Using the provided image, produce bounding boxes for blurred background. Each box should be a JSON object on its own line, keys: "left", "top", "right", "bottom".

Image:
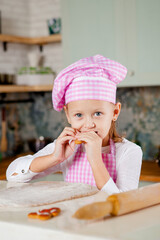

{"left": 0, "top": 0, "right": 160, "bottom": 162}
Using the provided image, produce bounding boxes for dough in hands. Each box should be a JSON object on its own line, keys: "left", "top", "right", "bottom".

{"left": 74, "top": 139, "right": 86, "bottom": 144}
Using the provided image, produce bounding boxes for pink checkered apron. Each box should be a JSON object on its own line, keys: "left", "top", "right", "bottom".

{"left": 65, "top": 139, "right": 117, "bottom": 186}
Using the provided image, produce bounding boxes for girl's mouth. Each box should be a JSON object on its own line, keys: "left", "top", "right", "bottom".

{"left": 77, "top": 130, "right": 98, "bottom": 135}
{"left": 80, "top": 130, "right": 98, "bottom": 134}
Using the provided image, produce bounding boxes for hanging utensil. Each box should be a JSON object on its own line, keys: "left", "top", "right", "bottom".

{"left": 0, "top": 107, "right": 7, "bottom": 152}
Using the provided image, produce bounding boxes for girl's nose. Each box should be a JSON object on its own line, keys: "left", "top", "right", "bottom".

{"left": 84, "top": 119, "right": 95, "bottom": 129}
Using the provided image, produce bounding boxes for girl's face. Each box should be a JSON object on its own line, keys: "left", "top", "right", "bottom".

{"left": 64, "top": 100, "right": 121, "bottom": 146}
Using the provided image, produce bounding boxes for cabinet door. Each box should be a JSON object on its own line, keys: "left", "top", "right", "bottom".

{"left": 61, "top": 0, "right": 160, "bottom": 86}
{"left": 61, "top": 0, "right": 116, "bottom": 67}
{"left": 116, "top": 0, "right": 160, "bottom": 87}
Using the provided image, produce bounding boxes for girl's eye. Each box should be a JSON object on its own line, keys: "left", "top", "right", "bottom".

{"left": 75, "top": 113, "right": 82, "bottom": 118}
{"left": 95, "top": 112, "right": 102, "bottom": 116}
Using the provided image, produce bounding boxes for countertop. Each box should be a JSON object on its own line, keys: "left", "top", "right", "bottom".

{"left": 0, "top": 180, "right": 160, "bottom": 240}
{"left": 0, "top": 154, "right": 160, "bottom": 182}
{"left": 140, "top": 161, "right": 160, "bottom": 182}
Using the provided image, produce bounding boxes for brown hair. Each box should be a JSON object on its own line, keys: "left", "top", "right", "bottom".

{"left": 108, "top": 121, "right": 123, "bottom": 143}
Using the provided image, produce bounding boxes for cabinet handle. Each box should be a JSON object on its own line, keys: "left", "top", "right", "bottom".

{"left": 128, "top": 70, "right": 135, "bottom": 76}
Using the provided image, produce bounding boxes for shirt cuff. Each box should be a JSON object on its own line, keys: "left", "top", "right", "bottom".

{"left": 101, "top": 177, "right": 120, "bottom": 195}
{"left": 7, "top": 155, "right": 39, "bottom": 182}
{"left": 15, "top": 155, "right": 36, "bottom": 174}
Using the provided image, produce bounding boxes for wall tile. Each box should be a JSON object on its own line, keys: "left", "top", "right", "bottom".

{"left": 117, "top": 86, "right": 160, "bottom": 160}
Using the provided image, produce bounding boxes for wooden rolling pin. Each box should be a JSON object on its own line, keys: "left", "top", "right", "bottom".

{"left": 73, "top": 183, "right": 160, "bottom": 220}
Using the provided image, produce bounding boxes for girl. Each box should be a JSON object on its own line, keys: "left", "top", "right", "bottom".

{"left": 6, "top": 55, "right": 142, "bottom": 195}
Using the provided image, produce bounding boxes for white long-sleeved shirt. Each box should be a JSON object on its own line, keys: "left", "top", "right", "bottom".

{"left": 6, "top": 138, "right": 143, "bottom": 195}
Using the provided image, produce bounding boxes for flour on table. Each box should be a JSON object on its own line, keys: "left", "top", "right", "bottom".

{"left": 0, "top": 181, "right": 98, "bottom": 207}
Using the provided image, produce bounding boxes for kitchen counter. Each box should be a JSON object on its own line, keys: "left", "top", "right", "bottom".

{"left": 140, "top": 161, "right": 160, "bottom": 182}
{"left": 0, "top": 180, "right": 160, "bottom": 240}
{"left": 0, "top": 155, "right": 160, "bottom": 182}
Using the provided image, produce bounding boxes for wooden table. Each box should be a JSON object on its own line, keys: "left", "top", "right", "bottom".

{"left": 0, "top": 155, "right": 160, "bottom": 182}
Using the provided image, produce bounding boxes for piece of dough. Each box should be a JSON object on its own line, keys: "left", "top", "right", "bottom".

{"left": 0, "top": 181, "right": 98, "bottom": 207}
{"left": 28, "top": 211, "right": 52, "bottom": 220}
{"left": 28, "top": 207, "right": 61, "bottom": 220}
{"left": 75, "top": 140, "right": 86, "bottom": 144}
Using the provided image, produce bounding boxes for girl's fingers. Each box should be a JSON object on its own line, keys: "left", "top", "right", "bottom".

{"left": 68, "top": 140, "right": 76, "bottom": 152}
{"left": 74, "top": 129, "right": 81, "bottom": 134}
{"left": 59, "top": 128, "right": 76, "bottom": 138}
{"left": 64, "top": 127, "right": 75, "bottom": 132}
{"left": 59, "top": 135, "right": 76, "bottom": 144}
{"left": 75, "top": 131, "right": 97, "bottom": 143}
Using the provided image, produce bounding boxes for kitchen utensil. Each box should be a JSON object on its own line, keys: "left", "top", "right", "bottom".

{"left": 0, "top": 107, "right": 7, "bottom": 152}
{"left": 73, "top": 183, "right": 160, "bottom": 220}
{"left": 27, "top": 136, "right": 53, "bottom": 153}
{"left": 0, "top": 73, "right": 14, "bottom": 85}
{"left": 27, "top": 52, "right": 41, "bottom": 67}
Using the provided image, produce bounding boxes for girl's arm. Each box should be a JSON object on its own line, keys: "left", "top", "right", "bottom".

{"left": 29, "top": 152, "right": 60, "bottom": 173}
{"left": 101, "top": 141, "right": 143, "bottom": 194}
{"left": 6, "top": 127, "right": 77, "bottom": 182}
{"left": 91, "top": 160, "right": 120, "bottom": 194}
{"left": 89, "top": 159, "right": 111, "bottom": 190}
{"left": 89, "top": 139, "right": 143, "bottom": 194}
{"left": 6, "top": 141, "right": 61, "bottom": 182}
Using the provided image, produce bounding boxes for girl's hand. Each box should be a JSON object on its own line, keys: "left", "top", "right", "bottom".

{"left": 53, "top": 127, "right": 77, "bottom": 163}
{"left": 75, "top": 131, "right": 103, "bottom": 164}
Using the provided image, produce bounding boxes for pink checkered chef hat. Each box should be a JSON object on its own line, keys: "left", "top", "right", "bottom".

{"left": 52, "top": 55, "right": 127, "bottom": 111}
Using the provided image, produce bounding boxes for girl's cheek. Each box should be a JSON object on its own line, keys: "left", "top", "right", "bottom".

{"left": 70, "top": 123, "right": 81, "bottom": 130}
{"left": 71, "top": 120, "right": 82, "bottom": 127}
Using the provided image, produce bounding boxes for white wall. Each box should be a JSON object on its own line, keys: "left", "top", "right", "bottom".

{"left": 0, "top": 0, "right": 30, "bottom": 36}
{"left": 29, "top": 0, "right": 61, "bottom": 37}
{"left": 0, "top": 0, "right": 62, "bottom": 75}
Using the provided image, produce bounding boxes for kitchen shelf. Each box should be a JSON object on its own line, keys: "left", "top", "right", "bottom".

{"left": 0, "top": 85, "right": 53, "bottom": 93}
{"left": 0, "top": 34, "right": 61, "bottom": 51}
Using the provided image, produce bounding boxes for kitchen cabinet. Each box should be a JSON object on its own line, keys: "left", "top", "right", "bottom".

{"left": 117, "top": 0, "right": 160, "bottom": 87}
{"left": 61, "top": 0, "right": 160, "bottom": 86}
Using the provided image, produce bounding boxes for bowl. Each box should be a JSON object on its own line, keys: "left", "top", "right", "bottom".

{"left": 27, "top": 136, "right": 53, "bottom": 153}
